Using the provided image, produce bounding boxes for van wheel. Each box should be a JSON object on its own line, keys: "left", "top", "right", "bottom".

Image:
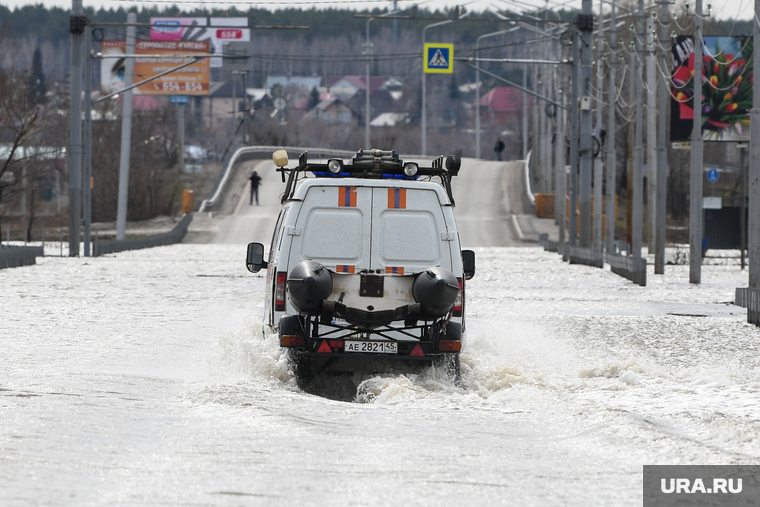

{"left": 434, "top": 353, "right": 462, "bottom": 387}
{"left": 288, "top": 349, "right": 313, "bottom": 390}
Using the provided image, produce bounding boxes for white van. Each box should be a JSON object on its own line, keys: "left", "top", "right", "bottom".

{"left": 246, "top": 149, "right": 475, "bottom": 388}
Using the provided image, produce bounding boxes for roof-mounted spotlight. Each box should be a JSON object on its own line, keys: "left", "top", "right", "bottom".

{"left": 445, "top": 155, "right": 461, "bottom": 177}
{"left": 327, "top": 159, "right": 343, "bottom": 174}
{"left": 403, "top": 162, "right": 418, "bottom": 177}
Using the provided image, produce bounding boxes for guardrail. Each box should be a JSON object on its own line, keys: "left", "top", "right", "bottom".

{"left": 198, "top": 145, "right": 358, "bottom": 212}
{"left": 735, "top": 287, "right": 760, "bottom": 325}
{"left": 93, "top": 213, "right": 192, "bottom": 257}
{"left": 604, "top": 251, "right": 647, "bottom": 286}
{"left": 0, "top": 244, "right": 44, "bottom": 269}
{"left": 567, "top": 245, "right": 604, "bottom": 268}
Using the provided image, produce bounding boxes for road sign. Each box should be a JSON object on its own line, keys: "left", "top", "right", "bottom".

{"left": 424, "top": 43, "right": 454, "bottom": 74}
{"left": 222, "top": 41, "right": 254, "bottom": 73}
{"left": 170, "top": 95, "right": 189, "bottom": 104}
{"left": 707, "top": 168, "right": 719, "bottom": 183}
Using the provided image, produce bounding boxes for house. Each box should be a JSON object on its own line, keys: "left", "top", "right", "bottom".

{"left": 347, "top": 89, "right": 396, "bottom": 125}
{"left": 479, "top": 87, "right": 529, "bottom": 124}
{"left": 370, "top": 112, "right": 410, "bottom": 127}
{"left": 303, "top": 96, "right": 360, "bottom": 126}
{"left": 328, "top": 76, "right": 384, "bottom": 101}
{"left": 265, "top": 76, "right": 322, "bottom": 94}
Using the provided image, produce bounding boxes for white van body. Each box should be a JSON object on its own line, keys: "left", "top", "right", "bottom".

{"left": 246, "top": 150, "right": 473, "bottom": 387}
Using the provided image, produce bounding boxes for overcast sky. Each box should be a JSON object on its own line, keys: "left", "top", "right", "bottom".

{"left": 2, "top": 0, "right": 755, "bottom": 21}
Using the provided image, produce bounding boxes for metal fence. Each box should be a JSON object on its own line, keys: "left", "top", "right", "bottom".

{"left": 93, "top": 213, "right": 193, "bottom": 257}
{"left": 0, "top": 245, "right": 44, "bottom": 269}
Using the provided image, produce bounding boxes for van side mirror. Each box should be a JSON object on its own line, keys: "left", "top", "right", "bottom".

{"left": 462, "top": 250, "right": 475, "bottom": 280}
{"left": 246, "top": 242, "right": 268, "bottom": 273}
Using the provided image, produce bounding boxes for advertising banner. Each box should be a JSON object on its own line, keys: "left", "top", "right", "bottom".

{"left": 99, "top": 40, "right": 210, "bottom": 96}
{"left": 671, "top": 35, "right": 753, "bottom": 142}
{"left": 150, "top": 17, "right": 249, "bottom": 68}
{"left": 135, "top": 40, "right": 210, "bottom": 95}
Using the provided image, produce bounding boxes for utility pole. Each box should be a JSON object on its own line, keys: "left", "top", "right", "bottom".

{"left": 569, "top": 31, "right": 580, "bottom": 247}
{"left": 578, "top": 0, "right": 594, "bottom": 248}
{"left": 365, "top": 18, "right": 374, "bottom": 148}
{"left": 68, "top": 0, "right": 85, "bottom": 256}
{"left": 593, "top": 0, "right": 604, "bottom": 253}
{"left": 83, "top": 26, "right": 92, "bottom": 257}
{"left": 557, "top": 91, "right": 567, "bottom": 250}
{"left": 606, "top": 0, "right": 618, "bottom": 252}
{"left": 689, "top": 0, "right": 704, "bottom": 284}
{"left": 646, "top": 15, "right": 657, "bottom": 253}
{"left": 655, "top": 1, "right": 670, "bottom": 274}
{"left": 116, "top": 12, "right": 136, "bottom": 241}
{"left": 632, "top": 0, "right": 644, "bottom": 258}
{"left": 750, "top": 0, "right": 760, "bottom": 288}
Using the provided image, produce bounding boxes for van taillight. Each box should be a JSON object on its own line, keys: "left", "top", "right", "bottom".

{"left": 452, "top": 277, "right": 463, "bottom": 317}
{"left": 275, "top": 271, "right": 287, "bottom": 312}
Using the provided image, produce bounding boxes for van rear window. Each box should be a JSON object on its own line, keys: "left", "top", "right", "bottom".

{"left": 378, "top": 211, "right": 439, "bottom": 263}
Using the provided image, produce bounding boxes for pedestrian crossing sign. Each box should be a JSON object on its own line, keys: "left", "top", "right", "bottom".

{"left": 424, "top": 43, "right": 454, "bottom": 73}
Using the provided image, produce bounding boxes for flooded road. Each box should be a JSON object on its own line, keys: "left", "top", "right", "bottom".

{"left": 2, "top": 244, "right": 757, "bottom": 506}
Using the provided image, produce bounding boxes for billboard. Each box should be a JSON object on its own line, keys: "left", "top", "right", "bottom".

{"left": 671, "top": 35, "right": 753, "bottom": 142}
{"left": 100, "top": 40, "right": 210, "bottom": 96}
{"left": 150, "top": 17, "right": 249, "bottom": 68}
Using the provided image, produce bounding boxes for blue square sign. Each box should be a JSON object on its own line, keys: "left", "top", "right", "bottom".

{"left": 424, "top": 43, "right": 453, "bottom": 73}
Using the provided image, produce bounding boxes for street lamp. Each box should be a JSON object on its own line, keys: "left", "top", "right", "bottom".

{"left": 422, "top": 19, "right": 453, "bottom": 156}
{"left": 475, "top": 27, "right": 520, "bottom": 159}
{"left": 365, "top": 9, "right": 399, "bottom": 149}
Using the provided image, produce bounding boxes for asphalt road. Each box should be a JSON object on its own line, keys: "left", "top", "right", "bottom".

{"left": 209, "top": 156, "right": 531, "bottom": 248}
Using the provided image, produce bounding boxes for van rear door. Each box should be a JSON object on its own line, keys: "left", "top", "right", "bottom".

{"left": 371, "top": 187, "right": 452, "bottom": 274}
{"left": 288, "top": 185, "right": 372, "bottom": 273}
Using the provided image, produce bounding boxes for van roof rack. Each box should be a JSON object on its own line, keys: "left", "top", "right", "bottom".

{"left": 277, "top": 149, "right": 461, "bottom": 206}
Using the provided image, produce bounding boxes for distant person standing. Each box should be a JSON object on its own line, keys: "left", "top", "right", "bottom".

{"left": 249, "top": 170, "right": 262, "bottom": 205}
{"left": 494, "top": 138, "right": 505, "bottom": 161}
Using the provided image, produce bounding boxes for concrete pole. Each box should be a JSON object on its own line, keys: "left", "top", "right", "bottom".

{"left": 554, "top": 65, "right": 563, "bottom": 224}
{"left": 749, "top": 0, "right": 760, "bottom": 288}
{"left": 523, "top": 69, "right": 528, "bottom": 160}
{"left": 655, "top": 1, "right": 670, "bottom": 274}
{"left": 646, "top": 19, "right": 657, "bottom": 253}
{"left": 689, "top": 0, "right": 704, "bottom": 284}
{"left": 476, "top": 38, "right": 481, "bottom": 159}
{"left": 68, "top": 0, "right": 84, "bottom": 256}
{"left": 116, "top": 12, "right": 136, "bottom": 241}
{"left": 569, "top": 31, "right": 580, "bottom": 247}
{"left": 421, "top": 20, "right": 452, "bottom": 157}
{"left": 365, "top": 18, "right": 373, "bottom": 149}
{"left": 593, "top": 0, "right": 604, "bottom": 253}
{"left": 578, "top": 0, "right": 594, "bottom": 248}
{"left": 606, "top": 0, "right": 617, "bottom": 252}
{"left": 178, "top": 103, "right": 185, "bottom": 174}
{"left": 631, "top": 0, "right": 644, "bottom": 258}
{"left": 83, "top": 26, "right": 92, "bottom": 257}
{"left": 533, "top": 54, "right": 540, "bottom": 172}
{"left": 557, "top": 93, "right": 567, "bottom": 248}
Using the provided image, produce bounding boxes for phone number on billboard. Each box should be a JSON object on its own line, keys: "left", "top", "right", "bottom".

{"left": 159, "top": 81, "right": 204, "bottom": 92}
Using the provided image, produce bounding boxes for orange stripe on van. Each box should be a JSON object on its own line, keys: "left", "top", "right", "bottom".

{"left": 385, "top": 266, "right": 404, "bottom": 275}
{"left": 336, "top": 265, "right": 355, "bottom": 273}
{"left": 387, "top": 188, "right": 406, "bottom": 209}
{"left": 339, "top": 187, "right": 357, "bottom": 207}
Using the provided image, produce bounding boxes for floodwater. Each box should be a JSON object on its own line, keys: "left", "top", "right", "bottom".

{"left": 2, "top": 245, "right": 758, "bottom": 506}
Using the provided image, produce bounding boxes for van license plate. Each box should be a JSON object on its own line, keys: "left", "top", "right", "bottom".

{"left": 345, "top": 341, "right": 397, "bottom": 354}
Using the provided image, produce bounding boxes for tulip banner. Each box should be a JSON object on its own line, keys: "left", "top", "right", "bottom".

{"left": 671, "top": 35, "right": 753, "bottom": 142}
